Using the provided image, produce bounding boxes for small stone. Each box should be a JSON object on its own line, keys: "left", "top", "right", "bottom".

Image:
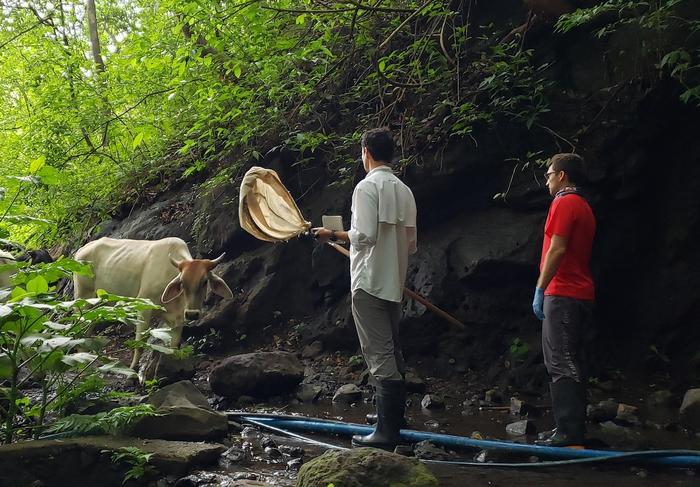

{"left": 405, "top": 371, "right": 426, "bottom": 393}
{"left": 261, "top": 436, "right": 277, "bottom": 449}
{"left": 485, "top": 389, "right": 502, "bottom": 404}
{"left": 264, "top": 446, "right": 282, "bottom": 459}
{"left": 287, "top": 457, "right": 303, "bottom": 471}
{"left": 505, "top": 419, "right": 536, "bottom": 436}
{"left": 413, "top": 440, "right": 454, "bottom": 461}
{"left": 296, "top": 383, "right": 323, "bottom": 403}
{"left": 423, "top": 419, "right": 441, "bottom": 429}
{"left": 615, "top": 403, "right": 641, "bottom": 426}
{"left": 278, "top": 445, "right": 304, "bottom": 457}
{"left": 332, "top": 384, "right": 362, "bottom": 403}
{"left": 394, "top": 444, "right": 414, "bottom": 456}
{"left": 471, "top": 431, "right": 484, "bottom": 440}
{"left": 587, "top": 399, "right": 619, "bottom": 422}
{"left": 421, "top": 394, "right": 445, "bottom": 410}
{"left": 680, "top": 389, "right": 700, "bottom": 431}
{"left": 301, "top": 340, "right": 324, "bottom": 359}
{"left": 448, "top": 358, "right": 456, "bottom": 365}
{"left": 510, "top": 397, "right": 536, "bottom": 416}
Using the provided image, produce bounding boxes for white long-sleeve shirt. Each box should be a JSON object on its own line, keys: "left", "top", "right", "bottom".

{"left": 348, "top": 166, "right": 417, "bottom": 302}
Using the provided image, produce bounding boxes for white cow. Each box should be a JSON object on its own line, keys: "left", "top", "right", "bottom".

{"left": 73, "top": 237, "right": 233, "bottom": 369}
{"left": 0, "top": 250, "right": 16, "bottom": 288}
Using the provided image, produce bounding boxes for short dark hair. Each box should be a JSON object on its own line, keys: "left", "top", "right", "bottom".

{"left": 361, "top": 127, "right": 394, "bottom": 163}
{"left": 548, "top": 153, "right": 587, "bottom": 185}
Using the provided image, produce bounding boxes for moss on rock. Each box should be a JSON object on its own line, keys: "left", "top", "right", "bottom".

{"left": 296, "top": 447, "right": 439, "bottom": 487}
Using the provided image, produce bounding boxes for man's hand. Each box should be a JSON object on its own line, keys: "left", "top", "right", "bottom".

{"left": 311, "top": 227, "right": 333, "bottom": 243}
{"left": 532, "top": 287, "right": 545, "bottom": 321}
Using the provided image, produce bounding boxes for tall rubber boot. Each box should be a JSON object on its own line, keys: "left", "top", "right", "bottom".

{"left": 352, "top": 380, "right": 405, "bottom": 450}
{"left": 535, "top": 378, "right": 586, "bottom": 447}
{"left": 365, "top": 413, "right": 409, "bottom": 428}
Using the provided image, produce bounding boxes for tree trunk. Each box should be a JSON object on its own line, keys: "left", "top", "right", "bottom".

{"left": 86, "top": 0, "right": 105, "bottom": 72}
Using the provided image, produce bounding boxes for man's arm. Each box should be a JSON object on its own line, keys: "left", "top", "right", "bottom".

{"left": 537, "top": 234, "right": 568, "bottom": 290}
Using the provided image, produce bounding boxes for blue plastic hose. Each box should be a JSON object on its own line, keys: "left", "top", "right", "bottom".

{"left": 236, "top": 414, "right": 700, "bottom": 468}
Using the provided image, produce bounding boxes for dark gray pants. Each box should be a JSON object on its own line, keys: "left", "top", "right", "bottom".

{"left": 542, "top": 296, "right": 593, "bottom": 384}
{"left": 351, "top": 289, "right": 405, "bottom": 381}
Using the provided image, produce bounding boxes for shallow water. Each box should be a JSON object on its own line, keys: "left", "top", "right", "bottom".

{"left": 219, "top": 400, "right": 700, "bottom": 487}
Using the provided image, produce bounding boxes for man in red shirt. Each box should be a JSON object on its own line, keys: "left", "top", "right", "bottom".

{"left": 533, "top": 153, "right": 595, "bottom": 447}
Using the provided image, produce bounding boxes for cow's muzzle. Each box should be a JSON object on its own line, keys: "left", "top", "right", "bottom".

{"left": 184, "top": 309, "right": 201, "bottom": 321}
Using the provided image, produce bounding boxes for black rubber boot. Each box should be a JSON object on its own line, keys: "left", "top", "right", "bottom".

{"left": 352, "top": 380, "right": 405, "bottom": 450}
{"left": 365, "top": 413, "right": 408, "bottom": 428}
{"left": 535, "top": 379, "right": 586, "bottom": 447}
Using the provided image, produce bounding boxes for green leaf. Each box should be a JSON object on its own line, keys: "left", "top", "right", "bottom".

{"left": 233, "top": 64, "right": 242, "bottom": 78}
{"left": 29, "top": 155, "right": 46, "bottom": 174}
{"left": 61, "top": 352, "right": 98, "bottom": 366}
{"left": 0, "top": 354, "right": 13, "bottom": 379}
{"left": 98, "top": 362, "right": 137, "bottom": 378}
{"left": 132, "top": 132, "right": 145, "bottom": 149}
{"left": 148, "top": 328, "right": 172, "bottom": 344}
{"left": 0, "top": 304, "right": 12, "bottom": 317}
{"left": 295, "top": 14, "right": 306, "bottom": 25}
{"left": 26, "top": 276, "right": 49, "bottom": 294}
{"left": 378, "top": 60, "right": 386, "bottom": 72}
{"left": 36, "top": 166, "right": 61, "bottom": 185}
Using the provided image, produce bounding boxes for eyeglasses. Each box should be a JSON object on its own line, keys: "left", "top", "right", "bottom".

{"left": 543, "top": 170, "right": 560, "bottom": 180}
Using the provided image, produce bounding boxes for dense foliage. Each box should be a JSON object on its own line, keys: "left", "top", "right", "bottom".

{"left": 0, "top": 0, "right": 697, "bottom": 248}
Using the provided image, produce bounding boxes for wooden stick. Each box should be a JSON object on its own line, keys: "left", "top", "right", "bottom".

{"left": 326, "top": 242, "right": 465, "bottom": 330}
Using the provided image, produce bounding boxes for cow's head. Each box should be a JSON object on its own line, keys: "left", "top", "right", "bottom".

{"left": 161, "top": 252, "right": 233, "bottom": 322}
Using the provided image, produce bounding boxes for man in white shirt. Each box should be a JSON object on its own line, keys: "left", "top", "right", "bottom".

{"left": 313, "top": 127, "right": 417, "bottom": 450}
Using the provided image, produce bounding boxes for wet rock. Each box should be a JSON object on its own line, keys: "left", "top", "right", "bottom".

{"left": 237, "top": 395, "right": 255, "bottom": 407}
{"left": 301, "top": 340, "right": 324, "bottom": 359}
{"left": 592, "top": 380, "right": 618, "bottom": 393}
{"left": 0, "top": 437, "right": 224, "bottom": 486}
{"left": 421, "top": 394, "right": 445, "bottom": 410}
{"left": 505, "top": 419, "right": 536, "bottom": 436}
{"left": 413, "top": 440, "right": 454, "bottom": 461}
{"left": 174, "top": 471, "right": 271, "bottom": 486}
{"left": 587, "top": 399, "right": 619, "bottom": 422}
{"left": 154, "top": 353, "right": 198, "bottom": 385}
{"left": 509, "top": 397, "right": 536, "bottom": 416}
{"left": 484, "top": 389, "right": 503, "bottom": 404}
{"left": 279, "top": 445, "right": 304, "bottom": 457}
{"left": 394, "top": 444, "right": 415, "bottom": 456}
{"left": 287, "top": 457, "right": 303, "bottom": 471}
{"left": 615, "top": 403, "right": 641, "bottom": 426}
{"left": 680, "top": 389, "right": 700, "bottom": 431}
{"left": 423, "top": 419, "right": 441, "bottom": 430}
{"left": 264, "top": 446, "right": 283, "bottom": 459}
{"left": 219, "top": 445, "right": 251, "bottom": 466}
{"left": 644, "top": 390, "right": 678, "bottom": 429}
{"left": 296, "top": 383, "right": 323, "bottom": 403}
{"left": 209, "top": 351, "right": 304, "bottom": 399}
{"left": 241, "top": 426, "right": 261, "bottom": 439}
{"left": 475, "top": 449, "right": 516, "bottom": 463}
{"left": 332, "top": 384, "right": 362, "bottom": 403}
{"left": 297, "top": 447, "right": 439, "bottom": 487}
{"left": 598, "top": 421, "right": 649, "bottom": 450}
{"left": 405, "top": 371, "right": 426, "bottom": 393}
{"left": 260, "top": 436, "right": 277, "bottom": 449}
{"left": 130, "top": 380, "right": 228, "bottom": 441}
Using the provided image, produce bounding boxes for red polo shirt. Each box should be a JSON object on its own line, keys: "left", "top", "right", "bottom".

{"left": 540, "top": 193, "right": 596, "bottom": 300}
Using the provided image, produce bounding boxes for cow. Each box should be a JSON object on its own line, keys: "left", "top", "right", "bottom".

{"left": 73, "top": 237, "right": 233, "bottom": 371}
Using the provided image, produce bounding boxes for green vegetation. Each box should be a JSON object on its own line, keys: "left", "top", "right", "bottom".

{"left": 0, "top": 1, "right": 696, "bottom": 248}
{"left": 0, "top": 259, "right": 169, "bottom": 443}
{"left": 108, "top": 446, "right": 158, "bottom": 484}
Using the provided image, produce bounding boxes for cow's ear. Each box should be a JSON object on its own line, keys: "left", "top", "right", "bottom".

{"left": 208, "top": 273, "right": 233, "bottom": 299}
{"left": 162, "top": 276, "right": 184, "bottom": 303}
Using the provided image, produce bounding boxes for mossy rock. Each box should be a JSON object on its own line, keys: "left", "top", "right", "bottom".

{"left": 296, "top": 447, "right": 439, "bottom": 487}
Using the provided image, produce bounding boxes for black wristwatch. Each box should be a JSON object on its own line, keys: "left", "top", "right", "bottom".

{"left": 330, "top": 230, "right": 338, "bottom": 242}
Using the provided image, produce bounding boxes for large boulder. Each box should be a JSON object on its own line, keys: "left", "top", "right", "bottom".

{"left": 679, "top": 388, "right": 700, "bottom": 431}
{"left": 130, "top": 380, "right": 228, "bottom": 441}
{"left": 296, "top": 447, "right": 439, "bottom": 487}
{"left": 209, "top": 351, "right": 304, "bottom": 399}
{"left": 0, "top": 436, "right": 224, "bottom": 486}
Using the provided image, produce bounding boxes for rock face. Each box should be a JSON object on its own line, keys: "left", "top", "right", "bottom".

{"left": 209, "top": 351, "right": 304, "bottom": 399}
{"left": 680, "top": 389, "right": 700, "bottom": 431}
{"left": 0, "top": 436, "right": 224, "bottom": 486}
{"left": 296, "top": 447, "right": 439, "bottom": 487}
{"left": 130, "top": 380, "right": 228, "bottom": 441}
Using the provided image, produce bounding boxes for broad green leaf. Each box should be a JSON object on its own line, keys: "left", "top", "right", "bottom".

{"left": 62, "top": 352, "right": 98, "bottom": 366}
{"left": 148, "top": 328, "right": 172, "bottom": 344}
{"left": 378, "top": 60, "right": 386, "bottom": 72}
{"left": 132, "top": 131, "right": 145, "bottom": 149}
{"left": 233, "top": 64, "right": 242, "bottom": 78}
{"left": 98, "top": 362, "right": 137, "bottom": 378}
{"left": 0, "top": 354, "right": 13, "bottom": 379}
{"left": 26, "top": 276, "right": 49, "bottom": 294}
{"left": 36, "top": 166, "right": 61, "bottom": 185}
{"left": 29, "top": 155, "right": 46, "bottom": 174}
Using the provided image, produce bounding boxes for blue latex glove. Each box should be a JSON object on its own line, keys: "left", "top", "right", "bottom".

{"left": 532, "top": 287, "right": 545, "bottom": 320}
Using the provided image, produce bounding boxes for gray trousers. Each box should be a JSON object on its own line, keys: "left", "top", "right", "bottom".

{"left": 542, "top": 295, "right": 593, "bottom": 383}
{"left": 351, "top": 289, "right": 406, "bottom": 382}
